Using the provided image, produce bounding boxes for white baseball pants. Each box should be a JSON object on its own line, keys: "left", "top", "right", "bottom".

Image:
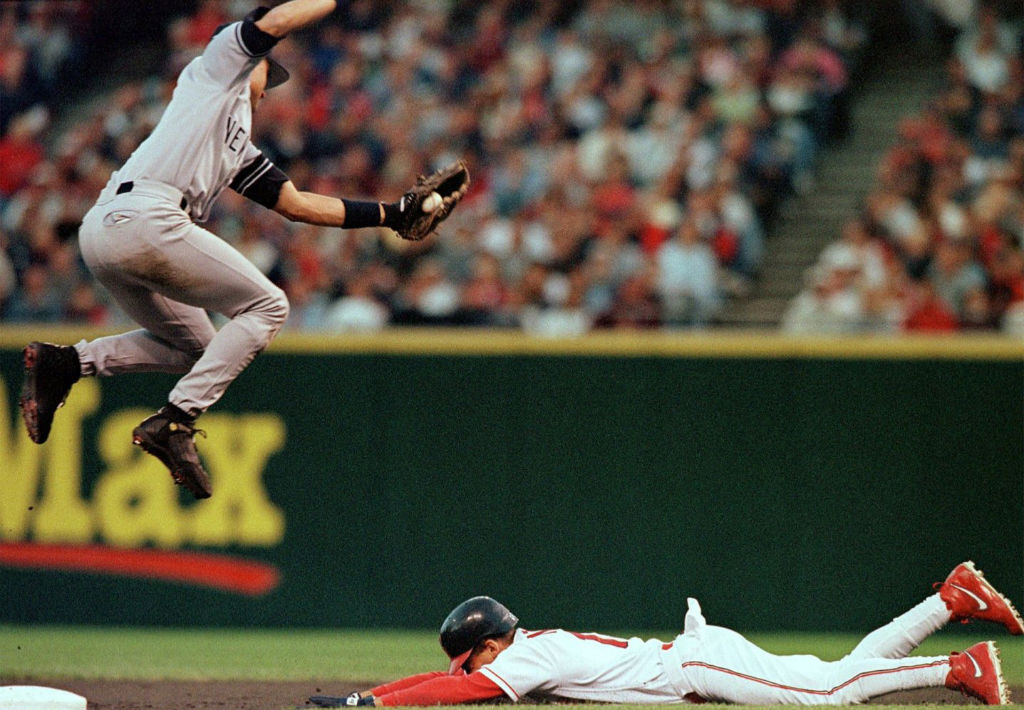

{"left": 666, "top": 596, "right": 952, "bottom": 704}
{"left": 76, "top": 181, "right": 288, "bottom": 416}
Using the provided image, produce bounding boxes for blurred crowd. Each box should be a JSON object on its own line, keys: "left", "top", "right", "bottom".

{"left": 0, "top": 0, "right": 867, "bottom": 333}
{"left": 783, "top": 2, "right": 1024, "bottom": 334}
{"left": 0, "top": 1, "right": 91, "bottom": 321}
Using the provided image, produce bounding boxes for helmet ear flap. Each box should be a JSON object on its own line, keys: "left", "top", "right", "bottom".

{"left": 447, "top": 648, "right": 474, "bottom": 675}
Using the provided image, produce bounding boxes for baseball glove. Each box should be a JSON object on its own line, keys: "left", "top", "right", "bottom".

{"left": 393, "top": 161, "right": 470, "bottom": 241}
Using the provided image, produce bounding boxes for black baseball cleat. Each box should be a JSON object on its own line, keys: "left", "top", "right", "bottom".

{"left": 20, "top": 341, "right": 81, "bottom": 444}
{"left": 132, "top": 408, "right": 212, "bottom": 499}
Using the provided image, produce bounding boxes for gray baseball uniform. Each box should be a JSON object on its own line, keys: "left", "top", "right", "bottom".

{"left": 75, "top": 19, "right": 289, "bottom": 416}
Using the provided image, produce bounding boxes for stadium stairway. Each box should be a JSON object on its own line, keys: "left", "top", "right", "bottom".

{"left": 717, "top": 48, "right": 946, "bottom": 329}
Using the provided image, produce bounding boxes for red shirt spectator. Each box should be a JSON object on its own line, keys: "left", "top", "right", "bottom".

{"left": 903, "top": 279, "right": 959, "bottom": 332}
{"left": 186, "top": 0, "right": 228, "bottom": 47}
{"left": 0, "top": 119, "right": 44, "bottom": 196}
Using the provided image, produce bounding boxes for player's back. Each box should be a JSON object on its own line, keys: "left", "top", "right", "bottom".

{"left": 106, "top": 22, "right": 262, "bottom": 222}
{"left": 479, "top": 628, "right": 682, "bottom": 704}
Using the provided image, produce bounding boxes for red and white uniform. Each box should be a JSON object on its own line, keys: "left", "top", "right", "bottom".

{"left": 371, "top": 596, "right": 955, "bottom": 706}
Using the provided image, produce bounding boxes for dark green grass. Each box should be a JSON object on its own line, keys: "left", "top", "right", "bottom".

{"left": 1, "top": 626, "right": 1021, "bottom": 685}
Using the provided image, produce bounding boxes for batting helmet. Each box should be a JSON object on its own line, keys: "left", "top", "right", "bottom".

{"left": 439, "top": 596, "right": 519, "bottom": 674}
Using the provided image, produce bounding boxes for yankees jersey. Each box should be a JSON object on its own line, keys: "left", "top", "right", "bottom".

{"left": 105, "top": 20, "right": 279, "bottom": 222}
{"left": 478, "top": 628, "right": 681, "bottom": 703}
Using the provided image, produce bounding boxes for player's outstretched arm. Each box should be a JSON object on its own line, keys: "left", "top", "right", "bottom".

{"left": 256, "top": 0, "right": 336, "bottom": 38}
{"left": 273, "top": 180, "right": 383, "bottom": 228}
{"left": 310, "top": 673, "right": 504, "bottom": 707}
{"left": 271, "top": 160, "right": 469, "bottom": 240}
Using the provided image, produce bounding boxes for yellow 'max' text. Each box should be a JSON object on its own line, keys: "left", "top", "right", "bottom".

{"left": 0, "top": 377, "right": 285, "bottom": 548}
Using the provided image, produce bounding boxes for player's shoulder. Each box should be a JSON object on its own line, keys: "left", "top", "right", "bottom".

{"left": 518, "top": 628, "right": 559, "bottom": 638}
{"left": 514, "top": 628, "right": 572, "bottom": 645}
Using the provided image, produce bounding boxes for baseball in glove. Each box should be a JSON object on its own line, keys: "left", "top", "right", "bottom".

{"left": 392, "top": 161, "right": 470, "bottom": 241}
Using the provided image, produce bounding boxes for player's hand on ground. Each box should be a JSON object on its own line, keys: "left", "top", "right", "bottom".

{"left": 309, "top": 691, "right": 375, "bottom": 707}
{"left": 393, "top": 160, "right": 470, "bottom": 241}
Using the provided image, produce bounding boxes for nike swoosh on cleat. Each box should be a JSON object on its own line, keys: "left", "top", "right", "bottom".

{"left": 951, "top": 583, "right": 989, "bottom": 612}
{"left": 966, "top": 652, "right": 984, "bottom": 679}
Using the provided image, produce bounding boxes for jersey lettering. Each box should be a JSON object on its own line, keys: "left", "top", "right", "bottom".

{"left": 226, "top": 116, "right": 248, "bottom": 153}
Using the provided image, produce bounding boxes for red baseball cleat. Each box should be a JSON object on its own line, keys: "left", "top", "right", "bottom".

{"left": 939, "top": 561, "right": 1024, "bottom": 635}
{"left": 946, "top": 641, "right": 1010, "bottom": 705}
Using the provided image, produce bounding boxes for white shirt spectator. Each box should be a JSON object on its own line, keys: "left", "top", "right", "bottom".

{"left": 782, "top": 270, "right": 865, "bottom": 334}
{"left": 551, "top": 31, "right": 593, "bottom": 97}
{"left": 323, "top": 295, "right": 388, "bottom": 332}
{"left": 657, "top": 224, "right": 721, "bottom": 324}
{"left": 819, "top": 241, "right": 886, "bottom": 291}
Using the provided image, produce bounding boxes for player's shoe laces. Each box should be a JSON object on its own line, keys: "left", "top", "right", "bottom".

{"left": 19, "top": 341, "right": 81, "bottom": 444}
{"left": 938, "top": 561, "right": 1024, "bottom": 634}
{"left": 132, "top": 408, "right": 212, "bottom": 499}
{"left": 945, "top": 641, "right": 1010, "bottom": 705}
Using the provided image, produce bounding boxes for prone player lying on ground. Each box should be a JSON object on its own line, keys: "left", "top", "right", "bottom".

{"left": 311, "top": 561, "right": 1023, "bottom": 707}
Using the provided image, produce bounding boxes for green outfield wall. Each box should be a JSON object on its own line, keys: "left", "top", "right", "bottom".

{"left": 0, "top": 329, "right": 1021, "bottom": 633}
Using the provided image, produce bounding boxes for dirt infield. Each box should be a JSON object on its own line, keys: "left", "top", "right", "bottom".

{"left": 13, "top": 678, "right": 1015, "bottom": 708}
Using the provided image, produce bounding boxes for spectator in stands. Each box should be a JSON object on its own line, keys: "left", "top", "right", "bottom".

{"left": 323, "top": 272, "right": 389, "bottom": 332}
{"left": 781, "top": 255, "right": 865, "bottom": 334}
{"left": 3, "top": 0, "right": 871, "bottom": 332}
{"left": 656, "top": 218, "right": 721, "bottom": 327}
{"left": 6, "top": 263, "right": 61, "bottom": 323}
{"left": 0, "top": 107, "right": 46, "bottom": 198}
{"left": 793, "top": 2, "right": 1024, "bottom": 334}
{"left": 903, "top": 276, "right": 959, "bottom": 332}
{"left": 594, "top": 271, "right": 662, "bottom": 329}
{"left": 929, "top": 239, "right": 988, "bottom": 320}
{"left": 955, "top": 4, "right": 1016, "bottom": 94}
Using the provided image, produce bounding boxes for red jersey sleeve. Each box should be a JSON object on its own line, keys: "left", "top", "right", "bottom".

{"left": 371, "top": 671, "right": 446, "bottom": 696}
{"left": 375, "top": 672, "right": 504, "bottom": 706}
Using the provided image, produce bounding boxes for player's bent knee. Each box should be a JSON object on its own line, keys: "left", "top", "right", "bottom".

{"left": 245, "top": 287, "right": 290, "bottom": 342}
{"left": 264, "top": 287, "right": 289, "bottom": 327}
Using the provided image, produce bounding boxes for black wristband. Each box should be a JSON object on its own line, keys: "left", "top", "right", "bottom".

{"left": 381, "top": 201, "right": 403, "bottom": 230}
{"left": 342, "top": 200, "right": 383, "bottom": 229}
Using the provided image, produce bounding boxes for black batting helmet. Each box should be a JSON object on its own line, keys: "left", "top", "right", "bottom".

{"left": 439, "top": 596, "right": 518, "bottom": 674}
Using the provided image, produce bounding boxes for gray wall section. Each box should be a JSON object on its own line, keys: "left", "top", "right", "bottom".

{"left": 1, "top": 348, "right": 1021, "bottom": 631}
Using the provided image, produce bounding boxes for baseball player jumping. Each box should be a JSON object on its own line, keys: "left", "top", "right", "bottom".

{"left": 312, "top": 561, "right": 1022, "bottom": 706}
{"left": 19, "top": 0, "right": 468, "bottom": 498}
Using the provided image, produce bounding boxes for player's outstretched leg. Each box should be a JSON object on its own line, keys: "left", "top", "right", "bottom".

{"left": 132, "top": 406, "right": 212, "bottom": 499}
{"left": 19, "top": 341, "right": 81, "bottom": 444}
{"left": 939, "top": 561, "right": 1024, "bottom": 634}
{"left": 946, "top": 641, "right": 1010, "bottom": 705}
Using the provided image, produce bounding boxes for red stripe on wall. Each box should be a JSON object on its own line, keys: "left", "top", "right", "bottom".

{"left": 0, "top": 542, "right": 280, "bottom": 596}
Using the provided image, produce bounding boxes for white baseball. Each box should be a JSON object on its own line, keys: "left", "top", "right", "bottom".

{"left": 421, "top": 191, "right": 443, "bottom": 212}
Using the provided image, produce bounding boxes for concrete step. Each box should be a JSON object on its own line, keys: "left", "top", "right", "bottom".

{"left": 724, "top": 45, "right": 944, "bottom": 328}
{"left": 762, "top": 252, "right": 821, "bottom": 269}
{"left": 785, "top": 204, "right": 864, "bottom": 220}
{"left": 717, "top": 297, "right": 793, "bottom": 327}
{"left": 771, "top": 227, "right": 844, "bottom": 244}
